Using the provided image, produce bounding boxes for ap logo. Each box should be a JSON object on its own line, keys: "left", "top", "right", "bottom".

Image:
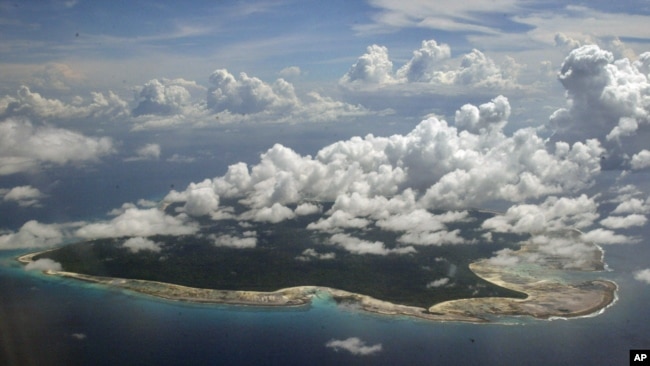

{"left": 631, "top": 350, "right": 650, "bottom": 365}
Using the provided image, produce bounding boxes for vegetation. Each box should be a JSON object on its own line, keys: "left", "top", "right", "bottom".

{"left": 37, "top": 209, "right": 528, "bottom": 308}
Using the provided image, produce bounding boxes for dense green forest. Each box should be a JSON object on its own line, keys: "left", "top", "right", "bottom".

{"left": 37, "top": 208, "right": 528, "bottom": 308}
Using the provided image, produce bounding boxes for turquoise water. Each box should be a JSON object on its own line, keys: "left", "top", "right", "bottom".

{"left": 1, "top": 249, "right": 645, "bottom": 365}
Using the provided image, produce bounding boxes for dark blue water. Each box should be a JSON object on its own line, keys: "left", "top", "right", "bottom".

{"left": 1, "top": 247, "right": 647, "bottom": 366}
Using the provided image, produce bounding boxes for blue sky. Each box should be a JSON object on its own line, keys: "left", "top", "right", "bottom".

{"left": 1, "top": 0, "right": 650, "bottom": 287}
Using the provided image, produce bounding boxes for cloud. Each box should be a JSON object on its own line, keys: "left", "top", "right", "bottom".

{"left": 25, "top": 258, "right": 62, "bottom": 271}
{"left": 75, "top": 207, "right": 198, "bottom": 239}
{"left": 0, "top": 220, "right": 65, "bottom": 249}
{"left": 278, "top": 66, "right": 302, "bottom": 78}
{"left": 634, "top": 269, "right": 650, "bottom": 284}
{"left": 600, "top": 214, "right": 647, "bottom": 229}
{"left": 340, "top": 40, "right": 521, "bottom": 89}
{"left": 132, "top": 79, "right": 196, "bottom": 117}
{"left": 211, "top": 231, "right": 257, "bottom": 248}
{"left": 0, "top": 85, "right": 128, "bottom": 120}
{"left": 122, "top": 237, "right": 162, "bottom": 253}
{"left": 482, "top": 195, "right": 599, "bottom": 234}
{"left": 454, "top": 95, "right": 510, "bottom": 134}
{"left": 0, "top": 118, "right": 115, "bottom": 175}
{"left": 427, "top": 277, "right": 450, "bottom": 288}
{"left": 396, "top": 39, "right": 451, "bottom": 82}
{"left": 549, "top": 45, "right": 650, "bottom": 165}
{"left": 2, "top": 185, "right": 45, "bottom": 207}
{"left": 325, "top": 337, "right": 383, "bottom": 356}
{"left": 612, "top": 197, "right": 650, "bottom": 214}
{"left": 581, "top": 228, "right": 635, "bottom": 245}
{"left": 30, "top": 63, "right": 84, "bottom": 91}
{"left": 328, "top": 233, "right": 415, "bottom": 255}
{"left": 125, "top": 143, "right": 161, "bottom": 161}
{"left": 207, "top": 69, "right": 300, "bottom": 114}
{"left": 295, "top": 248, "right": 335, "bottom": 261}
{"left": 340, "top": 45, "right": 395, "bottom": 85}
{"left": 630, "top": 150, "right": 650, "bottom": 170}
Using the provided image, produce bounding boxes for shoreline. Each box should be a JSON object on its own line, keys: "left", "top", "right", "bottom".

{"left": 17, "top": 243, "right": 618, "bottom": 324}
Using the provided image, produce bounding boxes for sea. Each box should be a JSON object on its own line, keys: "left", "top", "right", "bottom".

{"left": 1, "top": 243, "right": 649, "bottom": 366}
{"left": 2, "top": 128, "right": 649, "bottom": 365}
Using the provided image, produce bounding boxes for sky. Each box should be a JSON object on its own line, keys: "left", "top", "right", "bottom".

{"left": 2, "top": 0, "right": 650, "bottom": 304}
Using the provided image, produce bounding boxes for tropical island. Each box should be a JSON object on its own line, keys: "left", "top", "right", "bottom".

{"left": 18, "top": 207, "right": 617, "bottom": 323}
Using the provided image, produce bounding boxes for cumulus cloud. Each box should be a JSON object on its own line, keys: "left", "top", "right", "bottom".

{"left": 208, "top": 69, "right": 300, "bottom": 114}
{"left": 0, "top": 118, "right": 115, "bottom": 175}
{"left": 122, "top": 237, "right": 162, "bottom": 253}
{"left": 295, "top": 248, "right": 335, "bottom": 261}
{"left": 396, "top": 39, "right": 451, "bottom": 82}
{"left": 278, "top": 66, "right": 302, "bottom": 78}
{"left": 549, "top": 45, "right": 650, "bottom": 165}
{"left": 600, "top": 214, "right": 647, "bottom": 229}
{"left": 581, "top": 228, "right": 635, "bottom": 245}
{"left": 132, "top": 79, "right": 196, "bottom": 117}
{"left": 325, "top": 337, "right": 382, "bottom": 356}
{"left": 328, "top": 233, "right": 415, "bottom": 256}
{"left": 211, "top": 231, "right": 257, "bottom": 248}
{"left": 427, "top": 277, "right": 450, "bottom": 288}
{"left": 25, "top": 258, "right": 63, "bottom": 271}
{"left": 482, "top": 195, "right": 599, "bottom": 234}
{"left": 341, "top": 40, "right": 520, "bottom": 89}
{"left": 630, "top": 150, "right": 650, "bottom": 170}
{"left": 2, "top": 185, "right": 45, "bottom": 207}
{"left": 634, "top": 269, "right": 650, "bottom": 284}
{"left": 0, "top": 86, "right": 128, "bottom": 120}
{"left": 612, "top": 197, "right": 650, "bottom": 214}
{"left": 0, "top": 220, "right": 65, "bottom": 249}
{"left": 125, "top": 143, "right": 161, "bottom": 161}
{"left": 454, "top": 95, "right": 511, "bottom": 134}
{"left": 340, "top": 45, "right": 395, "bottom": 84}
{"left": 75, "top": 207, "right": 197, "bottom": 239}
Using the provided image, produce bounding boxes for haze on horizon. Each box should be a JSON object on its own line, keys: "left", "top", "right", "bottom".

{"left": 2, "top": 0, "right": 650, "bottom": 292}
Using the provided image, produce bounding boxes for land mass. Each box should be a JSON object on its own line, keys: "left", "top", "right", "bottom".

{"left": 18, "top": 229, "right": 617, "bottom": 323}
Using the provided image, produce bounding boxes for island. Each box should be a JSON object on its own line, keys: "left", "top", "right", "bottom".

{"left": 18, "top": 209, "right": 617, "bottom": 323}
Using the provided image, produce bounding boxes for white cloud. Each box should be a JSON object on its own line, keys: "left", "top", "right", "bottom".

{"left": 211, "top": 231, "right": 257, "bottom": 248}
{"left": 328, "top": 233, "right": 415, "bottom": 256}
{"left": 549, "top": 45, "right": 650, "bottom": 164}
{"left": 0, "top": 85, "right": 128, "bottom": 120}
{"left": 0, "top": 220, "right": 65, "bottom": 249}
{"left": 600, "top": 214, "right": 647, "bottom": 229}
{"left": 241, "top": 202, "right": 296, "bottom": 223}
{"left": 612, "top": 197, "right": 650, "bottom": 214}
{"left": 581, "top": 228, "right": 635, "bottom": 245}
{"left": 341, "top": 40, "right": 521, "bottom": 89}
{"left": 25, "top": 258, "right": 63, "bottom": 271}
{"left": 207, "top": 69, "right": 300, "bottom": 114}
{"left": 132, "top": 79, "right": 196, "bottom": 117}
{"left": 294, "top": 202, "right": 322, "bottom": 216}
{"left": 634, "top": 269, "right": 650, "bottom": 284}
{"left": 122, "top": 237, "right": 162, "bottom": 253}
{"left": 2, "top": 185, "right": 45, "bottom": 207}
{"left": 325, "top": 337, "right": 383, "bottom": 356}
{"left": 340, "top": 45, "right": 395, "bottom": 84}
{"left": 125, "top": 143, "right": 161, "bottom": 162}
{"left": 75, "top": 207, "right": 198, "bottom": 239}
{"left": 427, "top": 277, "right": 450, "bottom": 288}
{"left": 482, "top": 195, "right": 599, "bottom": 234}
{"left": 295, "top": 248, "right": 336, "bottom": 261}
{"left": 278, "top": 66, "right": 302, "bottom": 78}
{"left": 0, "top": 118, "right": 115, "bottom": 175}
{"left": 396, "top": 39, "right": 451, "bottom": 82}
{"left": 630, "top": 150, "right": 650, "bottom": 170}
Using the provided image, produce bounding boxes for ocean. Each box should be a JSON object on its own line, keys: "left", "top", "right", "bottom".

{"left": 1, "top": 246, "right": 647, "bottom": 366}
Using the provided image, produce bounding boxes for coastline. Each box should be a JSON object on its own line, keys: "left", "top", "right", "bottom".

{"left": 17, "top": 242, "right": 618, "bottom": 324}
